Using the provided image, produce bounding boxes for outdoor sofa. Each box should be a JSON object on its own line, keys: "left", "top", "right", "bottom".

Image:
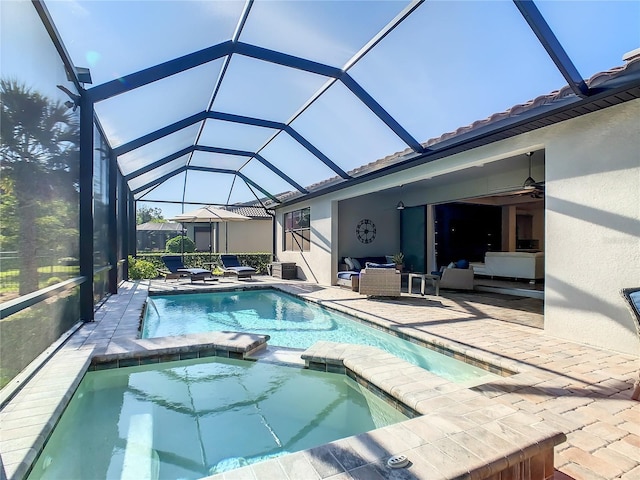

{"left": 471, "top": 251, "right": 544, "bottom": 282}
{"left": 337, "top": 256, "right": 389, "bottom": 291}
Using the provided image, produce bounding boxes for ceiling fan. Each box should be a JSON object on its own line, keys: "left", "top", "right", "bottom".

{"left": 522, "top": 151, "right": 545, "bottom": 198}
{"left": 487, "top": 152, "right": 545, "bottom": 199}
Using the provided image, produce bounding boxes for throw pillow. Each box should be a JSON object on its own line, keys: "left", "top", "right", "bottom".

{"left": 345, "top": 257, "right": 355, "bottom": 270}
{"left": 447, "top": 262, "right": 456, "bottom": 269}
{"left": 352, "top": 258, "right": 362, "bottom": 270}
{"left": 456, "top": 259, "right": 469, "bottom": 269}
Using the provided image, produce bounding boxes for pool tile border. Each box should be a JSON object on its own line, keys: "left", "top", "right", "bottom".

{"left": 146, "top": 284, "right": 519, "bottom": 377}
{"left": 88, "top": 331, "right": 269, "bottom": 370}
{"left": 1, "top": 281, "right": 571, "bottom": 480}
{"left": 201, "top": 340, "right": 565, "bottom": 480}
{"left": 271, "top": 284, "right": 520, "bottom": 377}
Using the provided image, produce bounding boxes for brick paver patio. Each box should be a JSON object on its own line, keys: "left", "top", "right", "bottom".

{"left": 275, "top": 281, "right": 639, "bottom": 480}
{"left": 1, "top": 277, "right": 637, "bottom": 479}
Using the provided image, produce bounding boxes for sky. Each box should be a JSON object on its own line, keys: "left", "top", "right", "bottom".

{"left": 5, "top": 0, "right": 639, "bottom": 220}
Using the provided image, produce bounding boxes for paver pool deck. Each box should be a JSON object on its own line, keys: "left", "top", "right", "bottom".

{"left": 1, "top": 277, "right": 638, "bottom": 479}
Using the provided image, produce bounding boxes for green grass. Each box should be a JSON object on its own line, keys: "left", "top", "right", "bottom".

{"left": 0, "top": 265, "right": 79, "bottom": 295}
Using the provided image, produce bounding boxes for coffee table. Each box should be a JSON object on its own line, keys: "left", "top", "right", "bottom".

{"left": 408, "top": 273, "right": 440, "bottom": 296}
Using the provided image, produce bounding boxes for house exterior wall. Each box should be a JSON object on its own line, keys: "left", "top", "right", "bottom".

{"left": 221, "top": 219, "right": 272, "bottom": 253}
{"left": 184, "top": 219, "right": 272, "bottom": 253}
{"left": 543, "top": 100, "right": 640, "bottom": 355}
{"left": 338, "top": 194, "right": 400, "bottom": 261}
{"left": 276, "top": 99, "right": 639, "bottom": 355}
{"left": 276, "top": 199, "right": 334, "bottom": 283}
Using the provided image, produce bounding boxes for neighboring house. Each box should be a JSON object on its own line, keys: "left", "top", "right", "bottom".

{"left": 136, "top": 222, "right": 182, "bottom": 252}
{"left": 273, "top": 56, "right": 640, "bottom": 357}
{"left": 181, "top": 206, "right": 273, "bottom": 254}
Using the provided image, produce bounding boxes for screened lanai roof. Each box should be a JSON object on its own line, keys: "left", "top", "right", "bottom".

{"left": 44, "top": 0, "right": 640, "bottom": 211}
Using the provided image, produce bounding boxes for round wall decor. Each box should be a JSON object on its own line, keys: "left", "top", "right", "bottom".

{"left": 356, "top": 219, "right": 376, "bottom": 244}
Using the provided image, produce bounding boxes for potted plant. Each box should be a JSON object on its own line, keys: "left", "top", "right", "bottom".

{"left": 392, "top": 252, "right": 405, "bottom": 272}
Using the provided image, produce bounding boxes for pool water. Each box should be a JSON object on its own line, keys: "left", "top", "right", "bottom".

{"left": 142, "top": 289, "right": 498, "bottom": 384}
{"left": 27, "top": 357, "right": 407, "bottom": 480}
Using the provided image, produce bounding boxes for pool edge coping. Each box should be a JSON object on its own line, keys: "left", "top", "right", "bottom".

{"left": 1, "top": 281, "right": 560, "bottom": 480}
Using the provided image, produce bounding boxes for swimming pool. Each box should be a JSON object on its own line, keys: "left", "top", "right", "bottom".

{"left": 26, "top": 357, "right": 407, "bottom": 480}
{"left": 142, "top": 289, "right": 498, "bottom": 384}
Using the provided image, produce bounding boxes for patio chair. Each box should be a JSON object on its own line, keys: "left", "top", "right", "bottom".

{"left": 220, "top": 254, "right": 257, "bottom": 279}
{"left": 160, "top": 255, "right": 217, "bottom": 283}
{"left": 433, "top": 261, "right": 475, "bottom": 290}
{"left": 359, "top": 264, "right": 401, "bottom": 297}
{"left": 621, "top": 287, "right": 640, "bottom": 400}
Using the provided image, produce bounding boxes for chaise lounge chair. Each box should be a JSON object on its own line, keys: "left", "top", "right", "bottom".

{"left": 220, "top": 254, "right": 257, "bottom": 279}
{"left": 160, "top": 255, "right": 218, "bottom": 283}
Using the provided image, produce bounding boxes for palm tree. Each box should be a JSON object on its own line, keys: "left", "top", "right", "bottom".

{"left": 0, "top": 79, "right": 79, "bottom": 294}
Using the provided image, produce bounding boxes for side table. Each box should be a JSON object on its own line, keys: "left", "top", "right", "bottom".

{"left": 408, "top": 273, "right": 440, "bottom": 296}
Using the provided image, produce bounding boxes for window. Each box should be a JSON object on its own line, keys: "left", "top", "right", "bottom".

{"left": 284, "top": 207, "right": 310, "bottom": 251}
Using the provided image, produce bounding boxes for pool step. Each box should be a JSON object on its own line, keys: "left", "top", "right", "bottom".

{"left": 246, "top": 346, "right": 306, "bottom": 367}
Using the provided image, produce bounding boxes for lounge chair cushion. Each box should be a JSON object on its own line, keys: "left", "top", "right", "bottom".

{"left": 160, "top": 256, "right": 216, "bottom": 282}
{"left": 162, "top": 255, "right": 189, "bottom": 273}
{"left": 220, "top": 255, "right": 257, "bottom": 278}
{"left": 178, "top": 268, "right": 211, "bottom": 275}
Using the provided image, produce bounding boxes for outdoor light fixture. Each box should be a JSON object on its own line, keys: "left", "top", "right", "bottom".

{"left": 523, "top": 152, "right": 536, "bottom": 190}
{"left": 57, "top": 85, "right": 80, "bottom": 112}
{"left": 396, "top": 184, "right": 405, "bottom": 210}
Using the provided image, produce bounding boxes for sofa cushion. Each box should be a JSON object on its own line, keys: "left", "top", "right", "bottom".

{"left": 342, "top": 256, "right": 389, "bottom": 272}
{"left": 365, "top": 262, "right": 396, "bottom": 269}
{"left": 337, "top": 271, "right": 359, "bottom": 280}
{"left": 344, "top": 257, "right": 355, "bottom": 270}
{"left": 359, "top": 256, "right": 387, "bottom": 265}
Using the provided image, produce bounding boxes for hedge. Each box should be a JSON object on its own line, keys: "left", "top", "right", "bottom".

{"left": 134, "top": 252, "right": 274, "bottom": 277}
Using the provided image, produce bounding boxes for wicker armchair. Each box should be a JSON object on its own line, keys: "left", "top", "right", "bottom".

{"left": 359, "top": 267, "right": 401, "bottom": 297}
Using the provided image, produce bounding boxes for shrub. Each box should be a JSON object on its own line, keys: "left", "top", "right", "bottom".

{"left": 166, "top": 235, "right": 195, "bottom": 253}
{"left": 45, "top": 276, "right": 62, "bottom": 286}
{"left": 128, "top": 256, "right": 158, "bottom": 279}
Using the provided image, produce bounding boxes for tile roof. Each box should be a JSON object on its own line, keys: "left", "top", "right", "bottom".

{"left": 226, "top": 206, "right": 272, "bottom": 218}
{"left": 268, "top": 55, "right": 640, "bottom": 207}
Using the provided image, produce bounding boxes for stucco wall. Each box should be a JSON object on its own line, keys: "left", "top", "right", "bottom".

{"left": 276, "top": 199, "right": 334, "bottom": 284}
{"left": 338, "top": 193, "right": 400, "bottom": 261}
{"left": 224, "top": 219, "right": 272, "bottom": 253}
{"left": 184, "top": 219, "right": 272, "bottom": 253}
{"left": 276, "top": 99, "right": 640, "bottom": 355}
{"left": 543, "top": 100, "right": 640, "bottom": 355}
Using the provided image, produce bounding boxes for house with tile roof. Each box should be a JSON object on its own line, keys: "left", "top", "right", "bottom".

{"left": 272, "top": 53, "right": 640, "bottom": 357}
{"left": 179, "top": 205, "right": 273, "bottom": 254}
